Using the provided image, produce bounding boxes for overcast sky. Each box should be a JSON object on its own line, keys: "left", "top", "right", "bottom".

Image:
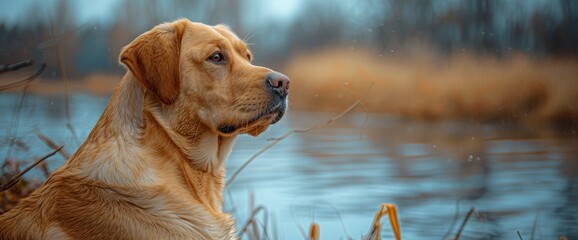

{"left": 0, "top": 0, "right": 304, "bottom": 27}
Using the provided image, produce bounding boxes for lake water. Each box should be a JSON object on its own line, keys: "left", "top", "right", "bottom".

{"left": 1, "top": 93, "right": 577, "bottom": 239}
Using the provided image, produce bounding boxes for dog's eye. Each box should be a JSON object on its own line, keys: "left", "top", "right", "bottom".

{"left": 207, "top": 52, "right": 225, "bottom": 64}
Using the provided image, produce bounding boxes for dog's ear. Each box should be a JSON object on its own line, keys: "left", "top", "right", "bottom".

{"left": 120, "top": 21, "right": 186, "bottom": 105}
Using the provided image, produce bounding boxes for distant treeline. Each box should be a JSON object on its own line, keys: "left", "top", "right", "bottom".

{"left": 0, "top": 0, "right": 576, "bottom": 78}
{"left": 290, "top": 0, "right": 578, "bottom": 57}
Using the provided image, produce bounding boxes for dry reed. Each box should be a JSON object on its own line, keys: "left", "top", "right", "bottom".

{"left": 309, "top": 222, "right": 319, "bottom": 240}
{"left": 365, "top": 203, "right": 401, "bottom": 240}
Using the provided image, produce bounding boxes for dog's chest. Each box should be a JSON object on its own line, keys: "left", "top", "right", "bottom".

{"left": 127, "top": 187, "right": 237, "bottom": 239}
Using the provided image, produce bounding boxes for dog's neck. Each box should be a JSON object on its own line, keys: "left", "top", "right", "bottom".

{"left": 68, "top": 73, "right": 235, "bottom": 212}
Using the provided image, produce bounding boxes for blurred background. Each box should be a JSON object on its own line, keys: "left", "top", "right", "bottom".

{"left": 1, "top": 0, "right": 577, "bottom": 239}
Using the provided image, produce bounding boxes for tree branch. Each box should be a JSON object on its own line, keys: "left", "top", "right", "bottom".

{"left": 0, "top": 63, "right": 46, "bottom": 91}
{"left": 0, "top": 59, "right": 33, "bottom": 74}
{"left": 226, "top": 82, "right": 374, "bottom": 187}
{"left": 0, "top": 146, "right": 63, "bottom": 192}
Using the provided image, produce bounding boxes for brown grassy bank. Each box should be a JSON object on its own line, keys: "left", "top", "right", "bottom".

{"left": 4, "top": 50, "right": 578, "bottom": 129}
{"left": 1, "top": 73, "right": 120, "bottom": 96}
{"left": 286, "top": 48, "right": 578, "bottom": 127}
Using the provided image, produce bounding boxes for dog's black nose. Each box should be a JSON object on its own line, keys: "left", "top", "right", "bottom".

{"left": 266, "top": 72, "right": 290, "bottom": 97}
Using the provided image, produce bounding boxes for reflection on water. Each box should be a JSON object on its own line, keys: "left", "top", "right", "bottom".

{"left": 1, "top": 94, "right": 577, "bottom": 239}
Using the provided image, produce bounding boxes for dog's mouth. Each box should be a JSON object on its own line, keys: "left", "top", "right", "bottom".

{"left": 218, "top": 101, "right": 286, "bottom": 135}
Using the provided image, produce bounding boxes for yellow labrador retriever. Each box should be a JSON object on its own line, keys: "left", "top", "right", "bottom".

{"left": 0, "top": 18, "right": 289, "bottom": 239}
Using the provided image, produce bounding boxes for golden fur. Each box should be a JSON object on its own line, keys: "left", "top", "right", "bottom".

{"left": 0, "top": 19, "right": 288, "bottom": 240}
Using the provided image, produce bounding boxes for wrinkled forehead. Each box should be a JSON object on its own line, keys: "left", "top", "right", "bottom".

{"left": 214, "top": 25, "right": 249, "bottom": 52}
{"left": 185, "top": 22, "right": 251, "bottom": 57}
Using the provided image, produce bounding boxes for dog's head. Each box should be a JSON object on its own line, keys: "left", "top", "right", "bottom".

{"left": 120, "top": 19, "right": 288, "bottom": 137}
